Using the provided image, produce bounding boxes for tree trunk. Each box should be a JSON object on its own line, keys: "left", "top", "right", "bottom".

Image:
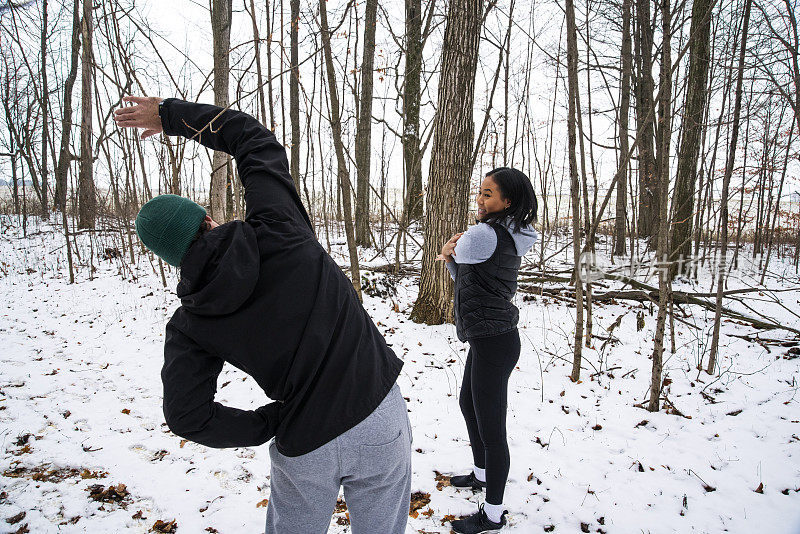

{"left": 648, "top": 0, "right": 671, "bottom": 413}
{"left": 210, "top": 0, "right": 232, "bottom": 221}
{"left": 39, "top": 0, "right": 49, "bottom": 220}
{"left": 614, "top": 0, "right": 633, "bottom": 256}
{"left": 55, "top": 0, "right": 81, "bottom": 213}
{"left": 402, "top": 0, "right": 424, "bottom": 222}
{"left": 670, "top": 0, "right": 713, "bottom": 277}
{"left": 247, "top": 0, "right": 268, "bottom": 125}
{"left": 410, "top": 0, "right": 483, "bottom": 325}
{"left": 760, "top": 120, "right": 795, "bottom": 284}
{"left": 634, "top": 0, "right": 658, "bottom": 240}
{"left": 290, "top": 0, "right": 301, "bottom": 193}
{"left": 319, "top": 0, "right": 362, "bottom": 300}
{"left": 566, "top": 0, "right": 584, "bottom": 381}
{"left": 354, "top": 0, "right": 377, "bottom": 247}
{"left": 265, "top": 0, "right": 276, "bottom": 131}
{"left": 12, "top": 142, "right": 19, "bottom": 216}
{"left": 708, "top": 0, "right": 752, "bottom": 375}
{"left": 78, "top": 0, "right": 95, "bottom": 229}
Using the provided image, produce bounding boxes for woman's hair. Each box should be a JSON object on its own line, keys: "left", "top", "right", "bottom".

{"left": 481, "top": 166, "right": 538, "bottom": 232}
{"left": 192, "top": 219, "right": 212, "bottom": 244}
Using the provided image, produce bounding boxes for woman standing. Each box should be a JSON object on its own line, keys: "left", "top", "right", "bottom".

{"left": 438, "top": 167, "right": 538, "bottom": 533}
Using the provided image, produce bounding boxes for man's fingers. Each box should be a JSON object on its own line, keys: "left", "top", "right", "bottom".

{"left": 140, "top": 129, "right": 158, "bottom": 139}
{"left": 122, "top": 95, "right": 149, "bottom": 104}
{"left": 114, "top": 106, "right": 137, "bottom": 116}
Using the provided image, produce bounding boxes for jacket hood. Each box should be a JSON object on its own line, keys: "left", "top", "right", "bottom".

{"left": 499, "top": 218, "right": 538, "bottom": 256}
{"left": 177, "top": 221, "right": 260, "bottom": 316}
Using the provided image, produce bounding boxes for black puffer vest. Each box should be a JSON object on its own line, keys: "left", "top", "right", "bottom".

{"left": 454, "top": 224, "right": 521, "bottom": 342}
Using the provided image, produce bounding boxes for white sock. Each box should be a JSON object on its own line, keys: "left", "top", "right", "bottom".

{"left": 473, "top": 466, "right": 486, "bottom": 483}
{"left": 483, "top": 502, "right": 505, "bottom": 523}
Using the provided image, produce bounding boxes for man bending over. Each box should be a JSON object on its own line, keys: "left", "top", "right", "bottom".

{"left": 115, "top": 96, "right": 411, "bottom": 534}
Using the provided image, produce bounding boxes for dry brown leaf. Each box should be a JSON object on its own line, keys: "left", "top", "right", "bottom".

{"left": 151, "top": 519, "right": 177, "bottom": 533}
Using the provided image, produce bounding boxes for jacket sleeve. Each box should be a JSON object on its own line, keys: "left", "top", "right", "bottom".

{"left": 159, "top": 98, "right": 312, "bottom": 232}
{"left": 446, "top": 261, "right": 458, "bottom": 281}
{"left": 452, "top": 223, "right": 497, "bottom": 264}
{"left": 162, "top": 323, "right": 280, "bottom": 448}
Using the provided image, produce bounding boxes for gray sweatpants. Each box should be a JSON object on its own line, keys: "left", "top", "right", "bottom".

{"left": 265, "top": 383, "right": 412, "bottom": 534}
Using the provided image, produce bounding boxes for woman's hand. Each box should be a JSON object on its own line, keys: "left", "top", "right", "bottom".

{"left": 114, "top": 96, "right": 164, "bottom": 139}
{"left": 435, "top": 232, "right": 464, "bottom": 263}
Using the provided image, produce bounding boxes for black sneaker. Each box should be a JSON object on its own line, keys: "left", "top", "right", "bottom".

{"left": 449, "top": 472, "right": 486, "bottom": 491}
{"left": 451, "top": 505, "right": 507, "bottom": 533}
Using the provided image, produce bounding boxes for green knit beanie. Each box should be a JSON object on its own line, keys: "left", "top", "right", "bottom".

{"left": 135, "top": 194, "right": 207, "bottom": 267}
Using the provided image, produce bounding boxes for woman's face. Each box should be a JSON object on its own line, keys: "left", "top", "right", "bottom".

{"left": 476, "top": 175, "right": 510, "bottom": 220}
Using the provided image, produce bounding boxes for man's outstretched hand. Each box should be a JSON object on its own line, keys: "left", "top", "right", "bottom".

{"left": 114, "top": 96, "right": 164, "bottom": 139}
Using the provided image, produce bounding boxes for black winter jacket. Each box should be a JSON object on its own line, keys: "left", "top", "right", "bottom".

{"left": 453, "top": 224, "right": 521, "bottom": 341}
{"left": 159, "top": 99, "right": 403, "bottom": 456}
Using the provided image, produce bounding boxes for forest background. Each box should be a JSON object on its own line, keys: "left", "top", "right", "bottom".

{"left": 1, "top": 0, "right": 800, "bottom": 532}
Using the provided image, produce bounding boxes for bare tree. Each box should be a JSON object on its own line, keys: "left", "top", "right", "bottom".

{"left": 319, "top": 0, "right": 362, "bottom": 299}
{"left": 648, "top": 0, "right": 672, "bottom": 412}
{"left": 289, "top": 0, "right": 301, "bottom": 193}
{"left": 402, "top": 0, "right": 425, "bottom": 223}
{"left": 354, "top": 0, "right": 377, "bottom": 247}
{"left": 78, "top": 0, "right": 95, "bottom": 229}
{"left": 670, "top": 0, "right": 713, "bottom": 277}
{"left": 38, "top": 0, "right": 49, "bottom": 219}
{"left": 246, "top": 0, "right": 267, "bottom": 125}
{"left": 565, "top": 0, "right": 584, "bottom": 382}
{"left": 634, "top": 0, "right": 658, "bottom": 240}
{"left": 708, "top": 0, "right": 752, "bottom": 375}
{"left": 210, "top": 0, "right": 232, "bottom": 221}
{"left": 55, "top": 0, "right": 81, "bottom": 213}
{"left": 614, "top": 0, "right": 633, "bottom": 257}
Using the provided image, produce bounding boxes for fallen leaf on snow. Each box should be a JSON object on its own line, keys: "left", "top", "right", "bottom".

{"left": 151, "top": 519, "right": 178, "bottom": 533}
{"left": 6, "top": 511, "right": 25, "bottom": 525}
{"left": 409, "top": 491, "right": 430, "bottom": 516}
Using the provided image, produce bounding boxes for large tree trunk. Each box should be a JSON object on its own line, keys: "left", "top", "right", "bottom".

{"left": 402, "top": 0, "right": 424, "bottom": 222}
{"left": 708, "top": 0, "right": 752, "bottom": 375}
{"left": 410, "top": 0, "right": 483, "bottom": 325}
{"left": 565, "top": 0, "right": 584, "bottom": 382}
{"left": 289, "top": 0, "right": 301, "bottom": 193}
{"left": 634, "top": 0, "right": 658, "bottom": 240}
{"left": 319, "top": 0, "right": 362, "bottom": 300}
{"left": 55, "top": 0, "right": 81, "bottom": 213}
{"left": 210, "top": 0, "right": 232, "bottom": 222}
{"left": 78, "top": 0, "right": 95, "bottom": 229}
{"left": 670, "top": 0, "right": 713, "bottom": 277}
{"left": 354, "top": 0, "right": 378, "bottom": 247}
{"left": 648, "top": 0, "right": 672, "bottom": 412}
{"left": 614, "top": 0, "right": 632, "bottom": 256}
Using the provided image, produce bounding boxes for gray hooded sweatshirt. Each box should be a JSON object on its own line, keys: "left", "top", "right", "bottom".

{"left": 446, "top": 218, "right": 538, "bottom": 280}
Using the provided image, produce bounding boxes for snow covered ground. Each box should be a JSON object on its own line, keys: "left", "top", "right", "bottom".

{"left": 1, "top": 216, "right": 799, "bottom": 533}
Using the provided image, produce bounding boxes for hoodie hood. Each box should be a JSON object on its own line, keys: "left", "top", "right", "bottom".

{"left": 177, "top": 221, "right": 260, "bottom": 316}
{"left": 499, "top": 217, "right": 538, "bottom": 256}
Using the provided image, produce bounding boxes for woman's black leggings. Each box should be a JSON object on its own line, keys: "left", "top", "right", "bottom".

{"left": 459, "top": 328, "right": 521, "bottom": 505}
